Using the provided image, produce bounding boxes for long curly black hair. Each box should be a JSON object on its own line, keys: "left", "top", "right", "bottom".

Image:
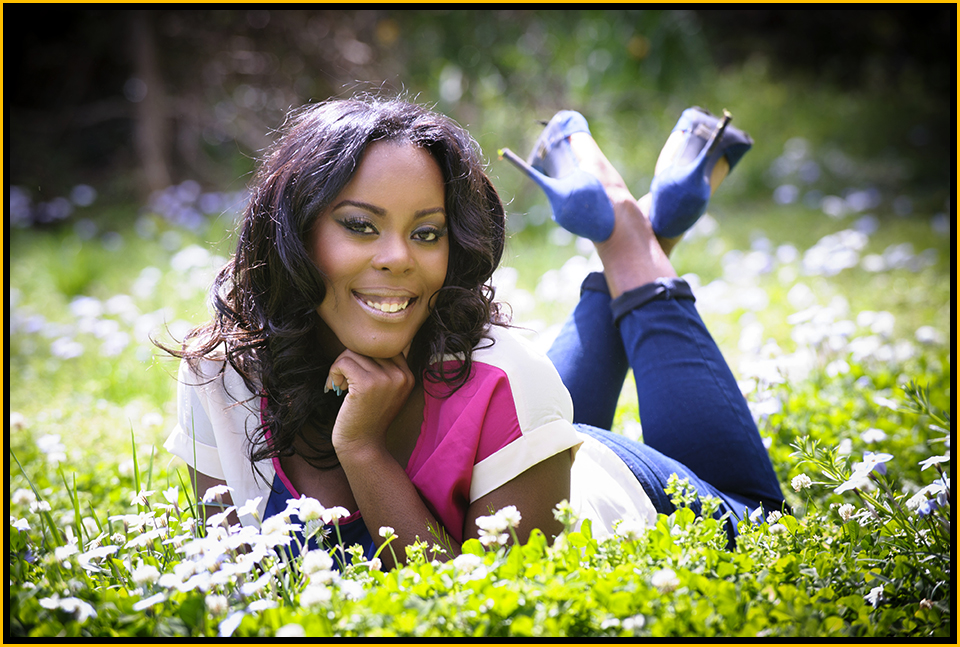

{"left": 165, "top": 96, "right": 507, "bottom": 473}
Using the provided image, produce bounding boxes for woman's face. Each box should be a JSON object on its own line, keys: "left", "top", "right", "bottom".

{"left": 311, "top": 140, "right": 449, "bottom": 359}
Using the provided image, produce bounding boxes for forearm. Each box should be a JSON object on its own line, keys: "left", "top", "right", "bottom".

{"left": 189, "top": 466, "right": 240, "bottom": 526}
{"left": 337, "top": 443, "right": 460, "bottom": 568}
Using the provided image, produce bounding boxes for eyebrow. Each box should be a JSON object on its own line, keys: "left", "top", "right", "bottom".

{"left": 331, "top": 200, "right": 445, "bottom": 219}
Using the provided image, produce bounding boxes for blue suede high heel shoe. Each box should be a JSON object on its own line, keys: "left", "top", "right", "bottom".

{"left": 649, "top": 107, "right": 753, "bottom": 239}
{"left": 500, "top": 110, "right": 615, "bottom": 242}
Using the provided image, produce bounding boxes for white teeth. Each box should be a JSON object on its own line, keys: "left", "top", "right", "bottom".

{"left": 364, "top": 299, "right": 411, "bottom": 313}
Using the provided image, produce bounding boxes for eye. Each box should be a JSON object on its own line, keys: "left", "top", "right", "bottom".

{"left": 413, "top": 226, "right": 446, "bottom": 243}
{"left": 339, "top": 217, "right": 377, "bottom": 235}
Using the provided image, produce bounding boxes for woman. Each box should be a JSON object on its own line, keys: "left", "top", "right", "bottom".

{"left": 163, "top": 96, "right": 785, "bottom": 567}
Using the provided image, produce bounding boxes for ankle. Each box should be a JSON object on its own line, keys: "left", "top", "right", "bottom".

{"left": 595, "top": 198, "right": 677, "bottom": 298}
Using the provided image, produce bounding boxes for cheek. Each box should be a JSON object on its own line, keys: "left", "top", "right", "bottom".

{"left": 312, "top": 230, "right": 359, "bottom": 292}
{"left": 431, "top": 245, "right": 451, "bottom": 290}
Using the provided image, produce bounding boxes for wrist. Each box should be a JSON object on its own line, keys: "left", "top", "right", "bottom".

{"left": 334, "top": 436, "right": 391, "bottom": 467}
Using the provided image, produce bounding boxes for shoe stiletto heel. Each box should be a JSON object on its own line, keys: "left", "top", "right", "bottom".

{"left": 649, "top": 107, "right": 753, "bottom": 239}
{"left": 500, "top": 110, "right": 615, "bottom": 242}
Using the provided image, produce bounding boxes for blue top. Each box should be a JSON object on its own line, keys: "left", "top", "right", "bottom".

{"left": 263, "top": 472, "right": 378, "bottom": 566}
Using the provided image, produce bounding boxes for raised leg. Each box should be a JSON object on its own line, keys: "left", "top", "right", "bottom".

{"left": 549, "top": 128, "right": 785, "bottom": 511}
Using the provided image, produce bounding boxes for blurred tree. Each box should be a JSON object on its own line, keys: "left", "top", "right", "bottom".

{"left": 5, "top": 7, "right": 951, "bottom": 215}
{"left": 130, "top": 10, "right": 172, "bottom": 193}
{"left": 6, "top": 8, "right": 710, "bottom": 203}
{"left": 8, "top": 9, "right": 138, "bottom": 200}
{"left": 693, "top": 8, "right": 953, "bottom": 99}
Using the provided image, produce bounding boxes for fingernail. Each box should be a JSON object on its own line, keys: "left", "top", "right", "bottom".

{"left": 333, "top": 385, "right": 343, "bottom": 397}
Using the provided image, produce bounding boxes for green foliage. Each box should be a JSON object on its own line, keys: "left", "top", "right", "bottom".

{"left": 8, "top": 245, "right": 953, "bottom": 636}
{"left": 9, "top": 370, "right": 952, "bottom": 638}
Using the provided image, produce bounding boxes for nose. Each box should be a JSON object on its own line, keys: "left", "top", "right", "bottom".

{"left": 373, "top": 232, "right": 414, "bottom": 274}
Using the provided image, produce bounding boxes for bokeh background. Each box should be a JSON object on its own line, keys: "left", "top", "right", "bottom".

{"left": 8, "top": 8, "right": 953, "bottom": 224}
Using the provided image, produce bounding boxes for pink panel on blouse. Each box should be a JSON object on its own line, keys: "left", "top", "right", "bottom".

{"left": 405, "top": 361, "right": 523, "bottom": 543}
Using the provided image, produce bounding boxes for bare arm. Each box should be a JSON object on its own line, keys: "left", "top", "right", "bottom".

{"left": 337, "top": 443, "right": 452, "bottom": 566}
{"left": 327, "top": 349, "right": 571, "bottom": 567}
{"left": 187, "top": 466, "right": 239, "bottom": 527}
{"left": 339, "top": 442, "right": 571, "bottom": 566}
{"left": 462, "top": 448, "right": 570, "bottom": 545}
{"left": 328, "top": 349, "right": 447, "bottom": 568}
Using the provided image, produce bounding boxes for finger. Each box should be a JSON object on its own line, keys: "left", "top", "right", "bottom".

{"left": 324, "top": 369, "right": 347, "bottom": 396}
{"left": 327, "top": 350, "right": 414, "bottom": 395}
{"left": 325, "top": 354, "right": 370, "bottom": 395}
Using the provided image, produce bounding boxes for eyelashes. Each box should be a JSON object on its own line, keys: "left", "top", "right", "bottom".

{"left": 414, "top": 226, "right": 447, "bottom": 243}
{"left": 337, "top": 217, "right": 446, "bottom": 243}
{"left": 339, "top": 217, "right": 376, "bottom": 235}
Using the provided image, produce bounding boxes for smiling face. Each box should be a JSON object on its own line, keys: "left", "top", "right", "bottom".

{"left": 311, "top": 141, "right": 449, "bottom": 359}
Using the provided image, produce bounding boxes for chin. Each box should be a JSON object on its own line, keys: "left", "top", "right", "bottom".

{"left": 343, "top": 334, "right": 415, "bottom": 360}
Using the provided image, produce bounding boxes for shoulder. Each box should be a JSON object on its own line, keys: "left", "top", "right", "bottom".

{"left": 177, "top": 355, "right": 259, "bottom": 407}
{"left": 470, "top": 325, "right": 561, "bottom": 385}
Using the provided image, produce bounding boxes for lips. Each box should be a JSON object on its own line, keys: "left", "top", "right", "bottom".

{"left": 353, "top": 291, "right": 417, "bottom": 316}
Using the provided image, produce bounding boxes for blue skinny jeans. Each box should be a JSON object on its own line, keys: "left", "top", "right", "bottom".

{"left": 547, "top": 273, "right": 786, "bottom": 535}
